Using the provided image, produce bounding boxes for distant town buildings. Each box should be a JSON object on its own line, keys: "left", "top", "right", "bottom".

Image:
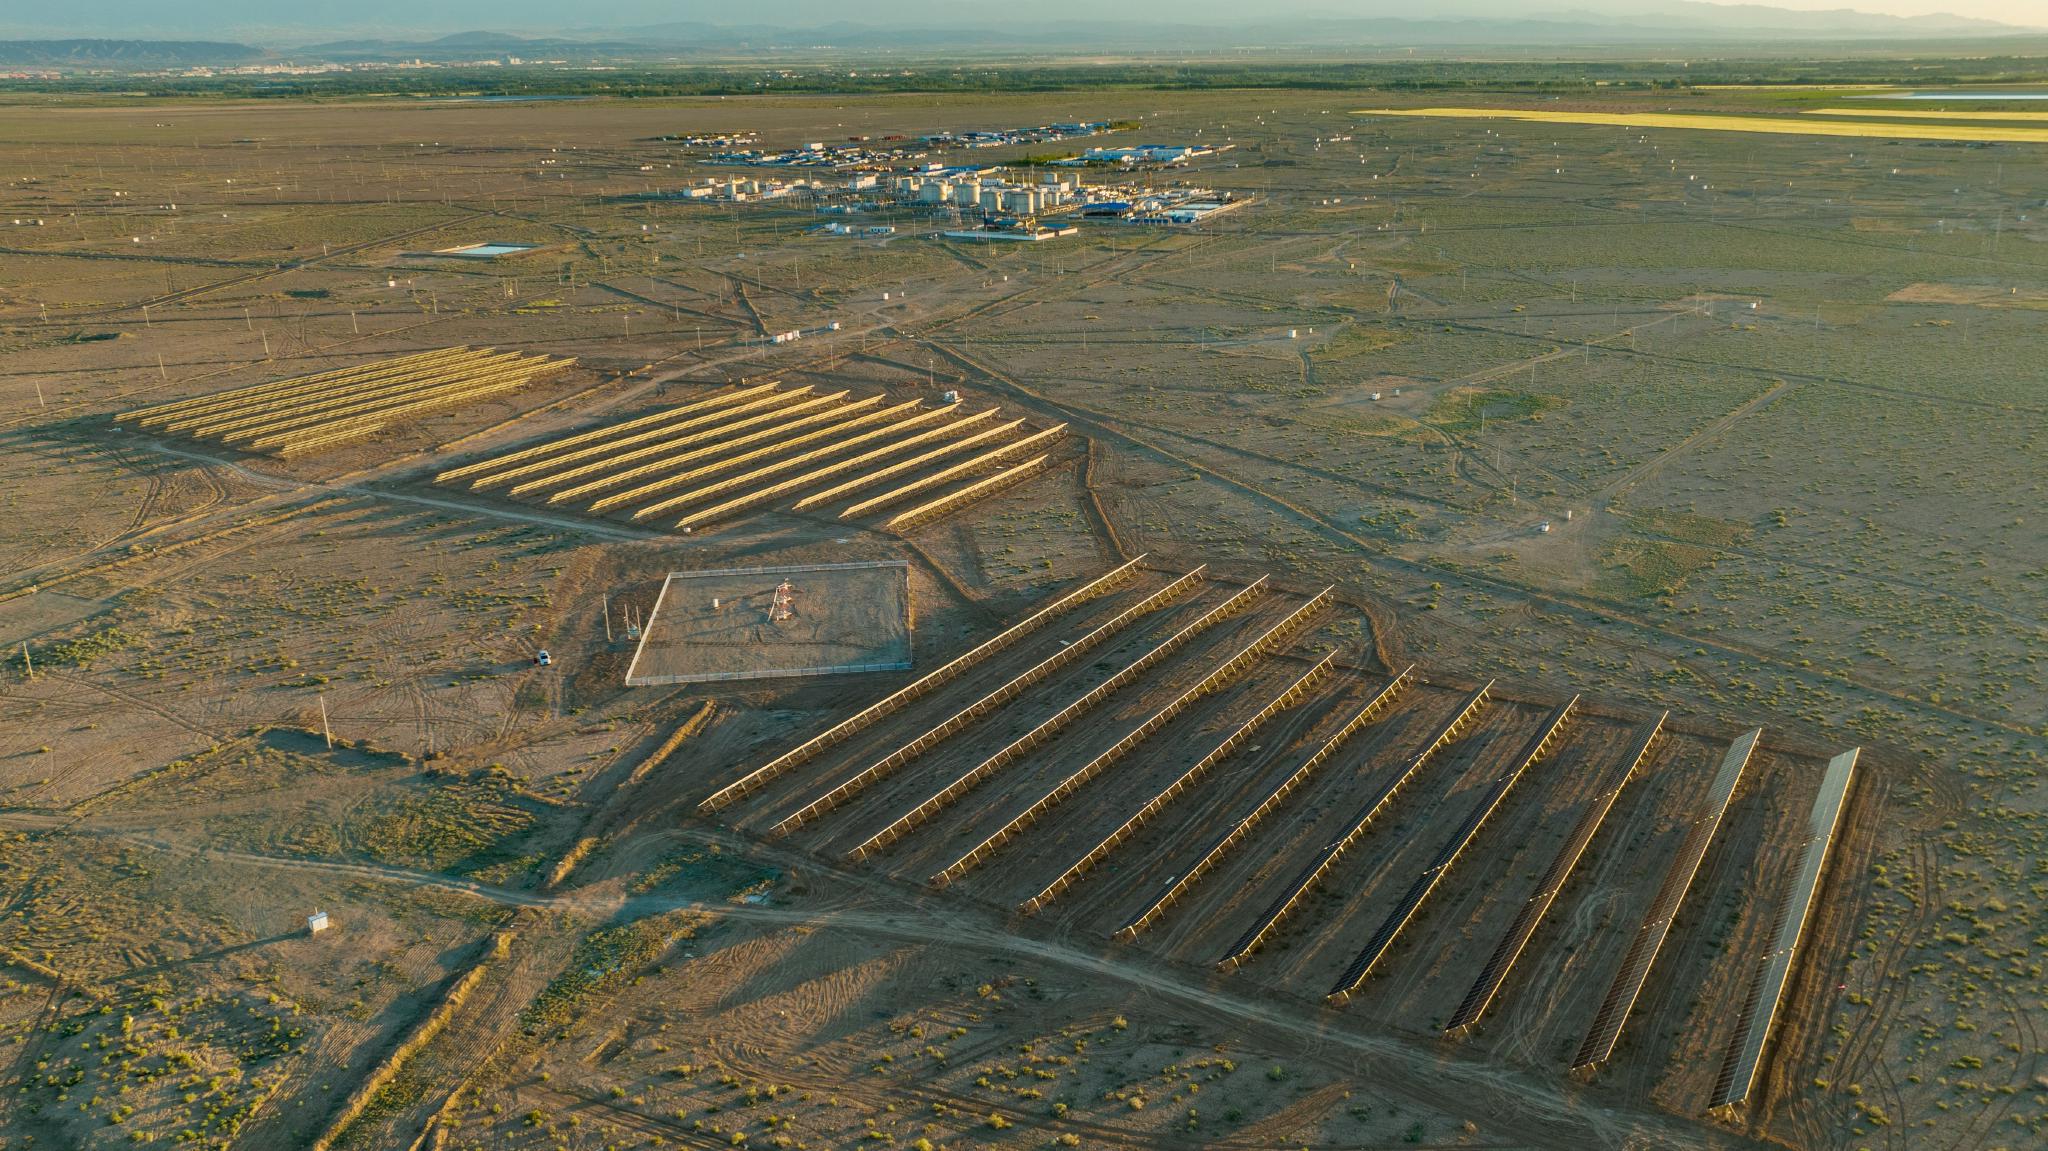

{"left": 1072, "top": 143, "right": 1231, "bottom": 166}
{"left": 694, "top": 122, "right": 1114, "bottom": 170}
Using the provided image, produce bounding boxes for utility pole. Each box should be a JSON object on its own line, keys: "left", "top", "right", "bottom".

{"left": 604, "top": 592, "right": 613, "bottom": 642}
{"left": 20, "top": 642, "right": 31, "bottom": 681}
{"left": 319, "top": 693, "right": 332, "bottom": 749}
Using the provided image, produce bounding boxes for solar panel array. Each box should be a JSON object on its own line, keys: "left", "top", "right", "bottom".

{"left": 1217, "top": 681, "right": 1494, "bottom": 970}
{"left": 1022, "top": 652, "right": 1337, "bottom": 915}
{"left": 686, "top": 547, "right": 1864, "bottom": 1121}
{"left": 1445, "top": 712, "right": 1667, "bottom": 1034}
{"left": 846, "top": 578, "right": 1272, "bottom": 863}
{"left": 1327, "top": 697, "right": 1579, "bottom": 1002}
{"left": 1573, "top": 727, "right": 1763, "bottom": 1070}
{"left": 696, "top": 556, "right": 1146, "bottom": 814}
{"left": 1112, "top": 665, "right": 1414, "bottom": 942}
{"left": 120, "top": 346, "right": 574, "bottom": 457}
{"left": 1709, "top": 748, "right": 1860, "bottom": 1114}
{"left": 436, "top": 380, "right": 1063, "bottom": 532}
{"left": 929, "top": 593, "right": 1335, "bottom": 889}
{"left": 772, "top": 567, "right": 1209, "bottom": 835}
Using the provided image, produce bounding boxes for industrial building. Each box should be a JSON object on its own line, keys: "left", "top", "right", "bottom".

{"left": 942, "top": 221, "right": 1079, "bottom": 243}
{"left": 1073, "top": 143, "right": 1230, "bottom": 167}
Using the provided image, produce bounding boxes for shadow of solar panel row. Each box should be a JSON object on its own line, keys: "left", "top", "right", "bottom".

{"left": 1112, "top": 665, "right": 1414, "bottom": 943}
{"left": 1217, "top": 679, "right": 1494, "bottom": 970}
{"left": 1573, "top": 727, "right": 1763, "bottom": 1071}
{"left": 1709, "top": 748, "right": 1859, "bottom": 1114}
{"left": 1327, "top": 696, "right": 1579, "bottom": 1002}
{"left": 1445, "top": 712, "right": 1668, "bottom": 1034}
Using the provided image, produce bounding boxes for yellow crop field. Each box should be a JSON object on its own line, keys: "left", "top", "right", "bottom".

{"left": 1353, "top": 106, "right": 2048, "bottom": 144}
{"left": 1806, "top": 106, "right": 2048, "bottom": 123}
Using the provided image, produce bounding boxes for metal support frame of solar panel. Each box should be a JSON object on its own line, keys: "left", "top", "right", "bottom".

{"left": 1327, "top": 696, "right": 1578, "bottom": 1003}
{"left": 119, "top": 347, "right": 572, "bottom": 457}
{"left": 771, "top": 565, "right": 1208, "bottom": 835}
{"left": 1113, "top": 665, "right": 1414, "bottom": 943}
{"left": 1708, "top": 748, "right": 1859, "bottom": 1116}
{"left": 928, "top": 590, "right": 1334, "bottom": 889}
{"left": 431, "top": 378, "right": 1064, "bottom": 531}
{"left": 1572, "top": 727, "right": 1763, "bottom": 1071}
{"left": 1444, "top": 712, "right": 1667, "bottom": 1034}
{"left": 1217, "top": 680, "right": 1493, "bottom": 970}
{"left": 1020, "top": 651, "right": 1339, "bottom": 916}
{"left": 697, "top": 556, "right": 1146, "bottom": 813}
{"left": 845, "top": 577, "right": 1272, "bottom": 864}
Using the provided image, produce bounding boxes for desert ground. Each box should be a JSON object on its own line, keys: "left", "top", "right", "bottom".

{"left": 0, "top": 86, "right": 2041, "bottom": 1151}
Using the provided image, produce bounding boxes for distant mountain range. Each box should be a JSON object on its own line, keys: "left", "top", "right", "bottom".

{"left": 0, "top": 38, "right": 262, "bottom": 67}
{"left": 0, "top": 1, "right": 2042, "bottom": 69}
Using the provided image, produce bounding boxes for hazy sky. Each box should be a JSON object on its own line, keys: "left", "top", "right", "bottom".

{"left": 6, "top": 0, "right": 2043, "bottom": 37}
{"left": 1698, "top": 0, "right": 2035, "bottom": 20}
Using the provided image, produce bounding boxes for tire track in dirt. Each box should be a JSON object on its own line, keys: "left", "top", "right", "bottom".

{"left": 78, "top": 826, "right": 1755, "bottom": 1151}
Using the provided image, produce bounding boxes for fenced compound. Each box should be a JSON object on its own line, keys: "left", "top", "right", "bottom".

{"left": 697, "top": 556, "right": 1147, "bottom": 813}
{"left": 432, "top": 380, "right": 1068, "bottom": 532}
{"left": 1709, "top": 747, "right": 1859, "bottom": 1115}
{"left": 845, "top": 577, "right": 1272, "bottom": 863}
{"left": 1574, "top": 727, "right": 1763, "bottom": 1071}
{"left": 119, "top": 346, "right": 574, "bottom": 457}
{"left": 622, "top": 561, "right": 913, "bottom": 686}
{"left": 1113, "top": 665, "right": 1414, "bottom": 942}
{"left": 771, "top": 566, "right": 1209, "bottom": 835}
{"left": 1445, "top": 712, "right": 1667, "bottom": 1034}
{"left": 1218, "top": 681, "right": 1494, "bottom": 970}
{"left": 1326, "top": 697, "right": 1579, "bottom": 1003}
{"left": 930, "top": 591, "right": 1335, "bottom": 889}
{"left": 1020, "top": 650, "right": 1337, "bottom": 914}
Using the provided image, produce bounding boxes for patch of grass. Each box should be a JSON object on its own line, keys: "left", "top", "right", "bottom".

{"left": 1594, "top": 536, "right": 1720, "bottom": 600}
{"left": 1593, "top": 505, "right": 1751, "bottom": 600}
{"left": 1426, "top": 387, "right": 1566, "bottom": 437}
{"left": 519, "top": 915, "right": 693, "bottom": 1043}
{"left": 1624, "top": 506, "right": 1752, "bottom": 549}
{"left": 1315, "top": 324, "right": 1406, "bottom": 362}
{"left": 350, "top": 771, "right": 546, "bottom": 877}
{"left": 39, "top": 625, "right": 135, "bottom": 668}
